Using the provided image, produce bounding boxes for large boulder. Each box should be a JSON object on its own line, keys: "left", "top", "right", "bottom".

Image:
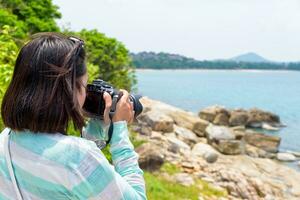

{"left": 166, "top": 136, "right": 191, "bottom": 153}
{"left": 168, "top": 111, "right": 209, "bottom": 137}
{"left": 243, "top": 131, "right": 281, "bottom": 153}
{"left": 198, "top": 105, "right": 229, "bottom": 122}
{"left": 229, "top": 110, "right": 249, "bottom": 126}
{"left": 139, "top": 111, "right": 174, "bottom": 132}
{"left": 205, "top": 124, "right": 243, "bottom": 155}
{"left": 247, "top": 108, "right": 280, "bottom": 128}
{"left": 213, "top": 113, "right": 230, "bottom": 126}
{"left": 245, "top": 144, "right": 268, "bottom": 158}
{"left": 206, "top": 124, "right": 235, "bottom": 142}
{"left": 136, "top": 143, "right": 165, "bottom": 172}
{"left": 212, "top": 139, "right": 243, "bottom": 155}
{"left": 192, "top": 143, "right": 219, "bottom": 163}
{"left": 174, "top": 125, "right": 199, "bottom": 145}
{"left": 277, "top": 153, "right": 297, "bottom": 162}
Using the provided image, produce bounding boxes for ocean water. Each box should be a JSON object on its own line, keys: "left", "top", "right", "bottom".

{"left": 136, "top": 69, "right": 300, "bottom": 155}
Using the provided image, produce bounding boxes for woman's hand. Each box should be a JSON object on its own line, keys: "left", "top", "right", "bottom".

{"left": 102, "top": 89, "right": 134, "bottom": 125}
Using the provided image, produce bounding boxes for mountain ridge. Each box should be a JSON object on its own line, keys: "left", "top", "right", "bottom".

{"left": 130, "top": 51, "right": 300, "bottom": 70}
{"left": 230, "top": 52, "right": 269, "bottom": 63}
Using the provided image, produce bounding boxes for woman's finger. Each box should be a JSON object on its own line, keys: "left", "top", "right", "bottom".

{"left": 103, "top": 92, "right": 112, "bottom": 125}
{"left": 119, "top": 89, "right": 129, "bottom": 103}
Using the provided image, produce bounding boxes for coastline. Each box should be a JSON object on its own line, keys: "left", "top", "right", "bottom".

{"left": 134, "top": 97, "right": 300, "bottom": 199}
{"left": 136, "top": 68, "right": 300, "bottom": 73}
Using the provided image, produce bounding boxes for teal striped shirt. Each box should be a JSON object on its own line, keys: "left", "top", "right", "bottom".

{"left": 0, "top": 120, "right": 146, "bottom": 200}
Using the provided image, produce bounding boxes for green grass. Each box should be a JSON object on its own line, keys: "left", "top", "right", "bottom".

{"left": 144, "top": 162, "right": 227, "bottom": 200}
{"left": 144, "top": 172, "right": 200, "bottom": 200}
{"left": 160, "top": 162, "right": 181, "bottom": 175}
{"left": 144, "top": 172, "right": 227, "bottom": 200}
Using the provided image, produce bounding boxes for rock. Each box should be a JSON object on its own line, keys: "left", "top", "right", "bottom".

{"left": 139, "top": 111, "right": 174, "bottom": 132}
{"left": 136, "top": 143, "right": 165, "bottom": 172}
{"left": 166, "top": 136, "right": 190, "bottom": 153}
{"left": 232, "top": 130, "right": 245, "bottom": 140}
{"left": 192, "top": 143, "right": 219, "bottom": 163}
{"left": 168, "top": 111, "right": 209, "bottom": 137}
{"left": 131, "top": 122, "right": 152, "bottom": 136}
{"left": 213, "top": 113, "right": 230, "bottom": 126}
{"left": 231, "top": 125, "right": 246, "bottom": 132}
{"left": 262, "top": 123, "right": 280, "bottom": 131}
{"left": 245, "top": 144, "right": 268, "bottom": 158}
{"left": 243, "top": 131, "right": 281, "bottom": 153}
{"left": 181, "top": 161, "right": 195, "bottom": 170}
{"left": 298, "top": 161, "right": 300, "bottom": 167}
{"left": 277, "top": 153, "right": 297, "bottom": 162}
{"left": 206, "top": 124, "right": 235, "bottom": 142}
{"left": 174, "top": 173, "right": 195, "bottom": 186}
{"left": 199, "top": 107, "right": 217, "bottom": 122}
{"left": 201, "top": 177, "right": 215, "bottom": 183}
{"left": 212, "top": 139, "right": 243, "bottom": 155}
{"left": 199, "top": 105, "right": 229, "bottom": 123}
{"left": 192, "top": 119, "right": 209, "bottom": 137}
{"left": 150, "top": 131, "right": 164, "bottom": 140}
{"left": 247, "top": 108, "right": 280, "bottom": 128}
{"left": 286, "top": 150, "right": 300, "bottom": 157}
{"left": 229, "top": 110, "right": 249, "bottom": 126}
{"left": 174, "top": 125, "right": 198, "bottom": 145}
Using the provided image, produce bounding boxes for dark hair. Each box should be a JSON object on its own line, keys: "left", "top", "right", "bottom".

{"left": 1, "top": 32, "right": 87, "bottom": 134}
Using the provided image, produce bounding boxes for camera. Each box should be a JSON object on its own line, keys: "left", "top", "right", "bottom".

{"left": 83, "top": 79, "right": 143, "bottom": 120}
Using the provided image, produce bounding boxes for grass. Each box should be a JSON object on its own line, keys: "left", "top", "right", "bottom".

{"left": 160, "top": 162, "right": 181, "bottom": 175}
{"left": 143, "top": 162, "right": 227, "bottom": 200}
{"left": 144, "top": 172, "right": 200, "bottom": 200}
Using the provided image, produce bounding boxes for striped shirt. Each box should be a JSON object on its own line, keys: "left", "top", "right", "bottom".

{"left": 0, "top": 120, "right": 146, "bottom": 200}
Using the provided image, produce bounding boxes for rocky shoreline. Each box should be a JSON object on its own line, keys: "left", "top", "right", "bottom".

{"left": 133, "top": 97, "right": 300, "bottom": 200}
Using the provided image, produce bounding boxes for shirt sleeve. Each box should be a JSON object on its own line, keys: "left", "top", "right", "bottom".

{"left": 71, "top": 120, "right": 147, "bottom": 200}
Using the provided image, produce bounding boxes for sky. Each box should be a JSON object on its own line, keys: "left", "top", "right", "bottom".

{"left": 53, "top": 0, "right": 300, "bottom": 62}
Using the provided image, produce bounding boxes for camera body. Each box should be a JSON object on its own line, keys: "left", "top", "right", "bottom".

{"left": 83, "top": 79, "right": 143, "bottom": 119}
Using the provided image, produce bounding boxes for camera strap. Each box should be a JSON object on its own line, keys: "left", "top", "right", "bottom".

{"left": 106, "top": 92, "right": 124, "bottom": 145}
{"left": 3, "top": 129, "right": 23, "bottom": 200}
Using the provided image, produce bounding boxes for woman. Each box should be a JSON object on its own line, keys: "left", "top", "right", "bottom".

{"left": 0, "top": 33, "right": 146, "bottom": 200}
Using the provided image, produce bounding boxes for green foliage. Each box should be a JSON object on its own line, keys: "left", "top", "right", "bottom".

{"left": 132, "top": 51, "right": 300, "bottom": 70}
{"left": 0, "top": 0, "right": 61, "bottom": 35}
{"left": 77, "top": 29, "right": 137, "bottom": 91}
{"left": 0, "top": 25, "right": 19, "bottom": 129}
{"left": 101, "top": 145, "right": 112, "bottom": 163}
{"left": 0, "top": 9, "right": 27, "bottom": 38}
{"left": 87, "top": 63, "right": 100, "bottom": 83}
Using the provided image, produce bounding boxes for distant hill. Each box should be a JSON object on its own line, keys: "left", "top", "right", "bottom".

{"left": 231, "top": 52, "right": 269, "bottom": 63}
{"left": 131, "top": 51, "right": 300, "bottom": 70}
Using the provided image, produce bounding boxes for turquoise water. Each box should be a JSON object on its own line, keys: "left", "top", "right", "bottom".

{"left": 136, "top": 70, "right": 300, "bottom": 154}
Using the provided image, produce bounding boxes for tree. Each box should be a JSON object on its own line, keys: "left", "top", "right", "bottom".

{"left": 0, "top": 0, "right": 61, "bottom": 37}
{"left": 77, "top": 29, "right": 136, "bottom": 91}
{"left": 0, "top": 25, "right": 19, "bottom": 129}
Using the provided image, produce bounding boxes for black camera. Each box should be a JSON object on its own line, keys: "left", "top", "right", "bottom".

{"left": 83, "top": 79, "right": 143, "bottom": 120}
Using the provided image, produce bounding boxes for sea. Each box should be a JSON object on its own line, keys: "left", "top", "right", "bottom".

{"left": 136, "top": 69, "right": 300, "bottom": 170}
